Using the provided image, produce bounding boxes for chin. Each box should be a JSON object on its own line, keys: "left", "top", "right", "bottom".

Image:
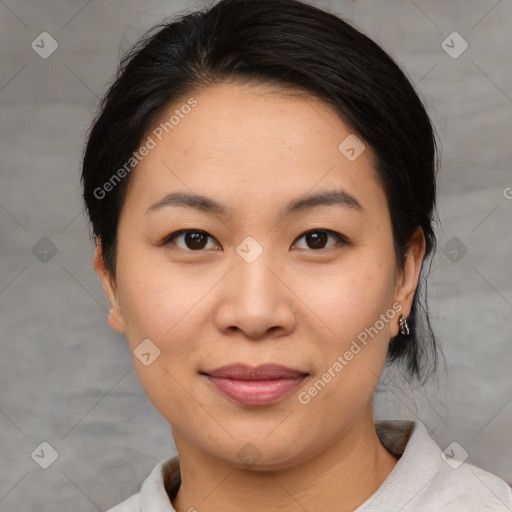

{"left": 201, "top": 433, "right": 315, "bottom": 472}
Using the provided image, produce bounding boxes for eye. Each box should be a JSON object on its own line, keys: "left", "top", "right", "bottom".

{"left": 161, "top": 228, "right": 348, "bottom": 252}
{"left": 163, "top": 229, "right": 221, "bottom": 251}
{"left": 292, "top": 229, "right": 348, "bottom": 250}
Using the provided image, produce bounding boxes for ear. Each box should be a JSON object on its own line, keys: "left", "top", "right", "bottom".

{"left": 93, "top": 238, "right": 127, "bottom": 334}
{"left": 392, "top": 226, "right": 426, "bottom": 334}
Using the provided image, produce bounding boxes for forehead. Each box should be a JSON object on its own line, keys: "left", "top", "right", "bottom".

{"left": 121, "top": 82, "right": 385, "bottom": 219}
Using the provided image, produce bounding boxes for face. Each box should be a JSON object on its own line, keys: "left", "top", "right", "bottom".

{"left": 95, "top": 81, "right": 425, "bottom": 470}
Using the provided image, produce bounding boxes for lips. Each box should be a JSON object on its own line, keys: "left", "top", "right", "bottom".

{"left": 204, "top": 363, "right": 308, "bottom": 380}
{"left": 201, "top": 364, "right": 310, "bottom": 406}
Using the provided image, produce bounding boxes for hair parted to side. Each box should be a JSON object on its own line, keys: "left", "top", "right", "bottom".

{"left": 81, "top": 0, "right": 442, "bottom": 383}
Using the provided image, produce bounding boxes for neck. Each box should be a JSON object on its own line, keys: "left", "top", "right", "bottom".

{"left": 171, "top": 406, "right": 398, "bottom": 512}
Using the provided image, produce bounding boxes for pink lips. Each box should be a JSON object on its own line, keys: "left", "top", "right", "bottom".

{"left": 202, "top": 364, "right": 309, "bottom": 406}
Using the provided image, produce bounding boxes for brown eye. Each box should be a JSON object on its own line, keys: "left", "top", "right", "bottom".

{"left": 162, "top": 228, "right": 347, "bottom": 252}
{"left": 293, "top": 229, "right": 347, "bottom": 250}
{"left": 164, "top": 230, "right": 220, "bottom": 251}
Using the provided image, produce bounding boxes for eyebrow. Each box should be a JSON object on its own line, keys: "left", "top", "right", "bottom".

{"left": 145, "top": 188, "right": 364, "bottom": 217}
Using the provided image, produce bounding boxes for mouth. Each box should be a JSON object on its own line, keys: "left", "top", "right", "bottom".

{"left": 200, "top": 363, "right": 310, "bottom": 406}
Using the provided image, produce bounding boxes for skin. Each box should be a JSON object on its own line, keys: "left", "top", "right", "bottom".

{"left": 94, "top": 81, "right": 426, "bottom": 512}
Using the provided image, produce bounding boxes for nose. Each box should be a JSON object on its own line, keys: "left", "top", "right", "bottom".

{"left": 213, "top": 250, "right": 296, "bottom": 339}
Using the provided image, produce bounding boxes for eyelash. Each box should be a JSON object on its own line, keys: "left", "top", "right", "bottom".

{"left": 160, "top": 229, "right": 349, "bottom": 252}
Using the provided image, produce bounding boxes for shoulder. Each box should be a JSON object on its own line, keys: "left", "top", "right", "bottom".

{"left": 105, "top": 492, "right": 140, "bottom": 512}
{"left": 104, "top": 455, "right": 180, "bottom": 512}
{"left": 359, "top": 420, "right": 512, "bottom": 511}
{"left": 428, "top": 461, "right": 512, "bottom": 511}
{"left": 410, "top": 422, "right": 512, "bottom": 510}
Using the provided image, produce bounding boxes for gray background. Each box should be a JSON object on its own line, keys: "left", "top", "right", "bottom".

{"left": 0, "top": 0, "right": 511, "bottom": 510}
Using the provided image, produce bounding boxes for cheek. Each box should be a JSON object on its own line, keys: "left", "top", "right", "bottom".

{"left": 115, "top": 251, "right": 222, "bottom": 400}
{"left": 116, "top": 248, "right": 201, "bottom": 340}
{"left": 115, "top": 258, "right": 206, "bottom": 416}
{"left": 295, "top": 271, "right": 395, "bottom": 421}
{"left": 292, "top": 257, "right": 396, "bottom": 352}
{"left": 292, "top": 259, "right": 397, "bottom": 412}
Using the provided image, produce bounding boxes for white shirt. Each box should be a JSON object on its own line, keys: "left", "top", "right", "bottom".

{"left": 106, "top": 420, "right": 512, "bottom": 511}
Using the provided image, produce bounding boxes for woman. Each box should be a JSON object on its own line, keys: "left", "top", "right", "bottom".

{"left": 81, "top": 0, "right": 512, "bottom": 510}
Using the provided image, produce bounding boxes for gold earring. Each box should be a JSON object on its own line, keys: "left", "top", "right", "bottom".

{"left": 399, "top": 313, "right": 410, "bottom": 336}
